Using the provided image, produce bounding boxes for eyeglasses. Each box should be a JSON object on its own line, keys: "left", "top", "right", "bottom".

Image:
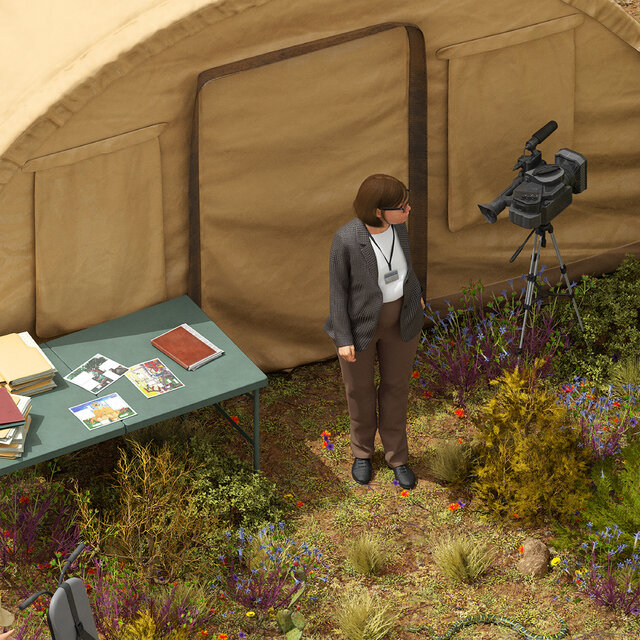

{"left": 381, "top": 190, "right": 410, "bottom": 211}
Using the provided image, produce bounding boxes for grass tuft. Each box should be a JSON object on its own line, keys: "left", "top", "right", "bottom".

{"left": 428, "top": 440, "right": 478, "bottom": 486}
{"left": 346, "top": 532, "right": 389, "bottom": 575}
{"left": 336, "top": 590, "right": 399, "bottom": 640}
{"left": 432, "top": 534, "right": 493, "bottom": 584}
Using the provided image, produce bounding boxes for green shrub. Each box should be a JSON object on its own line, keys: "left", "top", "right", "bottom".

{"left": 549, "top": 255, "right": 640, "bottom": 392}
{"left": 432, "top": 534, "right": 493, "bottom": 584}
{"left": 336, "top": 591, "right": 399, "bottom": 640}
{"left": 428, "top": 440, "right": 480, "bottom": 487}
{"left": 189, "top": 437, "right": 290, "bottom": 535}
{"left": 579, "top": 439, "right": 640, "bottom": 551}
{"left": 470, "top": 357, "right": 593, "bottom": 526}
{"left": 346, "top": 533, "right": 389, "bottom": 575}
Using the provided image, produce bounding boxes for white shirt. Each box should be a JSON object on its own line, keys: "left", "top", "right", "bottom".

{"left": 368, "top": 225, "right": 407, "bottom": 303}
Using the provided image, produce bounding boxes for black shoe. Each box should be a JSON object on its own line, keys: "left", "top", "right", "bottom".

{"left": 393, "top": 464, "right": 416, "bottom": 489}
{"left": 352, "top": 458, "right": 372, "bottom": 485}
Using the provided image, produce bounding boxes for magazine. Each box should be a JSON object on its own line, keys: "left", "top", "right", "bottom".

{"left": 69, "top": 393, "right": 137, "bottom": 430}
{"left": 125, "top": 358, "right": 184, "bottom": 398}
{"left": 64, "top": 354, "right": 129, "bottom": 394}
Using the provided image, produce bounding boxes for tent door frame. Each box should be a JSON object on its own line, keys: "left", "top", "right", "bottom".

{"left": 188, "top": 22, "right": 427, "bottom": 304}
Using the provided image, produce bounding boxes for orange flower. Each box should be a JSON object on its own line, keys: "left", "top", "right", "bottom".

{"left": 454, "top": 408, "right": 465, "bottom": 418}
{"left": 412, "top": 371, "right": 420, "bottom": 378}
{"left": 400, "top": 490, "right": 409, "bottom": 497}
{"left": 518, "top": 544, "right": 524, "bottom": 555}
{"left": 218, "top": 635, "right": 228, "bottom": 640}
{"left": 613, "top": 401, "right": 621, "bottom": 407}
{"left": 321, "top": 430, "right": 331, "bottom": 437}
{"left": 457, "top": 437, "right": 463, "bottom": 443}
{"left": 230, "top": 416, "right": 239, "bottom": 424}
{"left": 447, "top": 503, "right": 460, "bottom": 511}
{"left": 423, "top": 391, "right": 434, "bottom": 398}
{"left": 513, "top": 513, "right": 519, "bottom": 518}
{"left": 296, "top": 501, "right": 304, "bottom": 507}
{"left": 200, "top": 632, "right": 207, "bottom": 637}
{"left": 322, "top": 441, "right": 327, "bottom": 448}
{"left": 18, "top": 496, "right": 30, "bottom": 504}
{"left": 602, "top": 426, "right": 609, "bottom": 432}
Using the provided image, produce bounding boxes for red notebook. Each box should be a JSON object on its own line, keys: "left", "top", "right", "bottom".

{"left": 151, "top": 324, "right": 224, "bottom": 371}
{"left": 0, "top": 386, "right": 26, "bottom": 427}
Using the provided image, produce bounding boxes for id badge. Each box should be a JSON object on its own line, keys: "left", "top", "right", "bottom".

{"left": 384, "top": 269, "right": 399, "bottom": 284}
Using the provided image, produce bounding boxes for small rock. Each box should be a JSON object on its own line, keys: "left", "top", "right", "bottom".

{"left": 517, "top": 538, "right": 550, "bottom": 578}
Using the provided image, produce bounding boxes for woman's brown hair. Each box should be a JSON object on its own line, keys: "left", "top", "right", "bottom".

{"left": 353, "top": 174, "right": 408, "bottom": 227}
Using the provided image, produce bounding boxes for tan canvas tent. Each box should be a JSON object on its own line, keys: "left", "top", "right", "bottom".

{"left": 1, "top": 0, "right": 639, "bottom": 371}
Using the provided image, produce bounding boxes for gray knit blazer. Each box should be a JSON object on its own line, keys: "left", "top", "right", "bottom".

{"left": 324, "top": 217, "right": 424, "bottom": 351}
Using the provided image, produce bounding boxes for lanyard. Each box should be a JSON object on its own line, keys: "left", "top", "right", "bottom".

{"left": 367, "top": 225, "right": 395, "bottom": 272}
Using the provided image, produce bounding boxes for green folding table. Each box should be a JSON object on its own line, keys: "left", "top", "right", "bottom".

{"left": 0, "top": 296, "right": 267, "bottom": 476}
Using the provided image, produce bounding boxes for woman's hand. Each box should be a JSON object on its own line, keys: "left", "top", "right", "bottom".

{"left": 0, "top": 631, "right": 15, "bottom": 640}
{"left": 421, "top": 297, "right": 425, "bottom": 310}
{"left": 338, "top": 345, "right": 356, "bottom": 363}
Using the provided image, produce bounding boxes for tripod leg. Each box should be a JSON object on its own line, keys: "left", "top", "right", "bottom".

{"left": 518, "top": 230, "right": 543, "bottom": 357}
{"left": 548, "top": 230, "right": 588, "bottom": 347}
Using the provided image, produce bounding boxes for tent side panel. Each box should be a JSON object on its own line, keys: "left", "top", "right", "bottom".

{"left": 28, "top": 131, "right": 168, "bottom": 337}
{"left": 0, "top": 172, "right": 36, "bottom": 337}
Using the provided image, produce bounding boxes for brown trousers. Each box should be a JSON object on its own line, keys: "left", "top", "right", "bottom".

{"left": 338, "top": 297, "right": 421, "bottom": 467}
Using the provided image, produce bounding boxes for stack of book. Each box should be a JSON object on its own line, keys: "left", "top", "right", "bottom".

{"left": 0, "top": 387, "right": 32, "bottom": 459}
{"left": 0, "top": 331, "right": 57, "bottom": 396}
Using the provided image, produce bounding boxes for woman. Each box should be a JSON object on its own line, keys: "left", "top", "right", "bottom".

{"left": 324, "top": 174, "right": 425, "bottom": 489}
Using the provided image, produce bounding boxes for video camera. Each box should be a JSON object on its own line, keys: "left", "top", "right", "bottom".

{"left": 478, "top": 121, "right": 587, "bottom": 229}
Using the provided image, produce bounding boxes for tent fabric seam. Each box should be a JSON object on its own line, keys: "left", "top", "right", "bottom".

{"left": 436, "top": 14, "right": 584, "bottom": 59}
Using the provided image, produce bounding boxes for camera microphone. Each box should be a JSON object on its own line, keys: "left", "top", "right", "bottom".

{"left": 525, "top": 120, "right": 558, "bottom": 151}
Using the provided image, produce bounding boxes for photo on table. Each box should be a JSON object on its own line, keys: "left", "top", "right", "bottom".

{"left": 125, "top": 358, "right": 184, "bottom": 398}
{"left": 64, "top": 354, "right": 129, "bottom": 394}
{"left": 69, "top": 392, "right": 137, "bottom": 430}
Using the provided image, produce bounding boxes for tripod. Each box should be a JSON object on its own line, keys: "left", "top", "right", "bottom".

{"left": 509, "top": 222, "right": 588, "bottom": 358}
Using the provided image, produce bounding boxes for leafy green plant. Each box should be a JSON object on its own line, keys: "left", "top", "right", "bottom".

{"left": 346, "top": 532, "right": 389, "bottom": 575}
{"left": 431, "top": 534, "right": 493, "bottom": 584}
{"left": 336, "top": 591, "right": 399, "bottom": 640}
{"left": 427, "top": 440, "right": 480, "bottom": 487}
{"left": 72, "top": 439, "right": 212, "bottom": 580}
{"left": 470, "top": 357, "right": 593, "bottom": 526}
{"left": 580, "top": 439, "right": 640, "bottom": 546}
{"left": 550, "top": 255, "right": 640, "bottom": 392}
{"left": 275, "top": 587, "right": 308, "bottom": 640}
{"left": 189, "top": 437, "right": 290, "bottom": 534}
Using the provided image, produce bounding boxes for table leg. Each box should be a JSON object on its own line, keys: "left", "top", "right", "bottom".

{"left": 253, "top": 388, "right": 260, "bottom": 472}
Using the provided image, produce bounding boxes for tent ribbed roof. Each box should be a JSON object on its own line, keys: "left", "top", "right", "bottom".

{"left": 0, "top": 0, "right": 637, "bottom": 193}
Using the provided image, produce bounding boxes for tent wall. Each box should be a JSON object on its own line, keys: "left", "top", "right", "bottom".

{"left": 0, "top": 0, "right": 639, "bottom": 371}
